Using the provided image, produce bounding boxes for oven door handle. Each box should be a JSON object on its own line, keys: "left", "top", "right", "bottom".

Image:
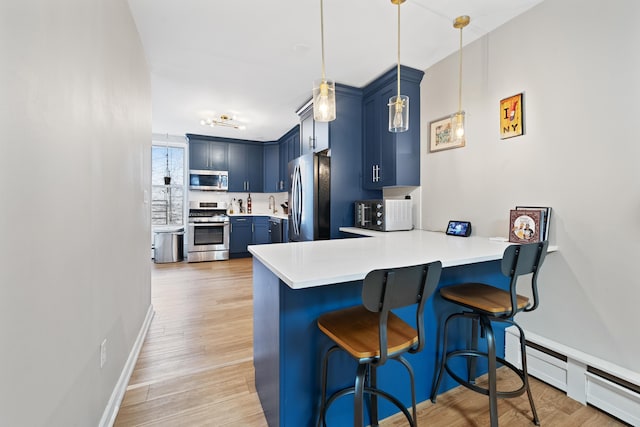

{"left": 189, "top": 222, "right": 228, "bottom": 227}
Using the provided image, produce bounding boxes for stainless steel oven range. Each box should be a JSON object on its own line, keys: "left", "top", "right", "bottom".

{"left": 187, "top": 201, "right": 230, "bottom": 262}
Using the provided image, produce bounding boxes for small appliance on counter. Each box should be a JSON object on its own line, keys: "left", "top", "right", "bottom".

{"left": 354, "top": 199, "right": 413, "bottom": 231}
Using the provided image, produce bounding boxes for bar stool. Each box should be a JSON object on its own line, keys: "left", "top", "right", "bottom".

{"left": 430, "top": 241, "right": 549, "bottom": 427}
{"left": 316, "top": 261, "right": 442, "bottom": 427}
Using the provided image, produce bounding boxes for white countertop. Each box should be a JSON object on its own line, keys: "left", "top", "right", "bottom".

{"left": 249, "top": 228, "right": 554, "bottom": 290}
{"left": 228, "top": 212, "right": 288, "bottom": 220}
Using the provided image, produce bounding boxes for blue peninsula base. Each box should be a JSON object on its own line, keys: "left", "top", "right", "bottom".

{"left": 252, "top": 257, "right": 511, "bottom": 427}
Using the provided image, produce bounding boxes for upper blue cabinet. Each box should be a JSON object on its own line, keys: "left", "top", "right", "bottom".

{"left": 362, "top": 66, "right": 424, "bottom": 190}
{"left": 298, "top": 103, "right": 329, "bottom": 155}
{"left": 278, "top": 126, "right": 300, "bottom": 192}
{"left": 228, "top": 142, "right": 263, "bottom": 192}
{"left": 263, "top": 142, "right": 280, "bottom": 193}
{"left": 187, "top": 136, "right": 229, "bottom": 171}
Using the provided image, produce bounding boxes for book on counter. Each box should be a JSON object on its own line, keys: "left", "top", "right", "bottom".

{"left": 509, "top": 206, "right": 551, "bottom": 243}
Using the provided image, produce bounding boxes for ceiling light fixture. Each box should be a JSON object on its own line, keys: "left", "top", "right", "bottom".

{"left": 312, "top": 0, "right": 336, "bottom": 122}
{"left": 451, "top": 15, "right": 470, "bottom": 144}
{"left": 200, "top": 114, "right": 246, "bottom": 130}
{"left": 389, "top": 0, "right": 408, "bottom": 133}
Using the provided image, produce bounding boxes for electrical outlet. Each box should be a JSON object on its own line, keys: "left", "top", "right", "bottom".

{"left": 100, "top": 338, "right": 107, "bottom": 368}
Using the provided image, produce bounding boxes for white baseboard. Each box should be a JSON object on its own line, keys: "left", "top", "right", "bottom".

{"left": 99, "top": 304, "right": 155, "bottom": 427}
{"left": 505, "top": 326, "right": 640, "bottom": 426}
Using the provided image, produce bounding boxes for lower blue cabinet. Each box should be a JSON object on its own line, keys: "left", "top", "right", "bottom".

{"left": 230, "top": 216, "right": 270, "bottom": 258}
{"left": 230, "top": 217, "right": 253, "bottom": 257}
{"left": 253, "top": 217, "right": 270, "bottom": 245}
{"left": 282, "top": 218, "right": 289, "bottom": 243}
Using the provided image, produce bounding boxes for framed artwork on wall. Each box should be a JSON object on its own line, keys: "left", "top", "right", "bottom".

{"left": 429, "top": 115, "right": 465, "bottom": 152}
{"left": 500, "top": 93, "right": 524, "bottom": 139}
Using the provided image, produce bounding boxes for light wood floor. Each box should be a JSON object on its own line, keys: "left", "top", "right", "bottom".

{"left": 114, "top": 258, "right": 627, "bottom": 426}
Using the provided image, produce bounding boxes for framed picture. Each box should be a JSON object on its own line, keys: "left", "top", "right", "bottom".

{"left": 509, "top": 209, "right": 541, "bottom": 243}
{"left": 500, "top": 93, "right": 524, "bottom": 139}
{"left": 515, "top": 205, "right": 551, "bottom": 241}
{"left": 429, "top": 115, "right": 465, "bottom": 152}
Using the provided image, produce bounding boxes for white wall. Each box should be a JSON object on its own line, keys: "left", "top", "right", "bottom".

{"left": 421, "top": 0, "right": 640, "bottom": 372}
{"left": 0, "top": 0, "right": 151, "bottom": 425}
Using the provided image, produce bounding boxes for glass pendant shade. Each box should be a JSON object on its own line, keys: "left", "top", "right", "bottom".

{"left": 388, "top": 94, "right": 409, "bottom": 133}
{"left": 451, "top": 111, "right": 465, "bottom": 143}
{"left": 313, "top": 79, "right": 336, "bottom": 122}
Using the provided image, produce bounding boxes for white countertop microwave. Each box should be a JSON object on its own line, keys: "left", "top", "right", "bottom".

{"left": 354, "top": 199, "right": 413, "bottom": 232}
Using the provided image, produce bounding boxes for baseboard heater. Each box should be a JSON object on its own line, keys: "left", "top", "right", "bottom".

{"left": 505, "top": 326, "right": 640, "bottom": 426}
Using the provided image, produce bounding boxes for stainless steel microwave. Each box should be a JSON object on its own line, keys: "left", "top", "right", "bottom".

{"left": 189, "top": 170, "right": 229, "bottom": 191}
{"left": 354, "top": 199, "right": 413, "bottom": 231}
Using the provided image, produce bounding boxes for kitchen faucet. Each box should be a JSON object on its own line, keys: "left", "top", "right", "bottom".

{"left": 268, "top": 195, "right": 276, "bottom": 213}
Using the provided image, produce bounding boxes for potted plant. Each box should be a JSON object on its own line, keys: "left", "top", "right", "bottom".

{"left": 164, "top": 146, "right": 171, "bottom": 185}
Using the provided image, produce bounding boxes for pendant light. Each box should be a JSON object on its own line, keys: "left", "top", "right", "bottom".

{"left": 313, "top": 0, "right": 336, "bottom": 122}
{"left": 451, "top": 15, "right": 470, "bottom": 143}
{"left": 388, "top": 0, "right": 408, "bottom": 133}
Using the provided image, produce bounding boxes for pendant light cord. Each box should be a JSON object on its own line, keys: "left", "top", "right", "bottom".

{"left": 457, "top": 25, "right": 463, "bottom": 113}
{"left": 396, "top": 1, "right": 401, "bottom": 97}
{"left": 320, "top": 0, "right": 326, "bottom": 81}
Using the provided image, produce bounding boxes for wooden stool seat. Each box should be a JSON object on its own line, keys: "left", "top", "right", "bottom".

{"left": 318, "top": 306, "right": 418, "bottom": 359}
{"left": 439, "top": 283, "right": 530, "bottom": 314}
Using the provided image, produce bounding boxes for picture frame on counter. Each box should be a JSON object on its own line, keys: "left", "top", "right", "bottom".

{"left": 515, "top": 205, "right": 551, "bottom": 241}
{"left": 429, "top": 115, "right": 465, "bottom": 152}
{"left": 509, "top": 209, "right": 542, "bottom": 244}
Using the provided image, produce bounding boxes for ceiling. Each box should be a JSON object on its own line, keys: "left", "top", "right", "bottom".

{"left": 127, "top": 0, "right": 543, "bottom": 142}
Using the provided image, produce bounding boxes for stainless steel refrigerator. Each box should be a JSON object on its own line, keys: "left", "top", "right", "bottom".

{"left": 288, "top": 151, "right": 331, "bottom": 241}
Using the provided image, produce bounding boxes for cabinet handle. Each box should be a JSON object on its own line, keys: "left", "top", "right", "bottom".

{"left": 371, "top": 165, "right": 381, "bottom": 182}
{"left": 308, "top": 136, "right": 315, "bottom": 150}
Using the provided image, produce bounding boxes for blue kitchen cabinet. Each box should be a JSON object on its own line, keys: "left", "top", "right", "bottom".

{"left": 278, "top": 126, "right": 300, "bottom": 192}
{"left": 230, "top": 216, "right": 253, "bottom": 257}
{"left": 316, "top": 84, "right": 379, "bottom": 238}
{"left": 282, "top": 218, "right": 289, "bottom": 243}
{"left": 253, "top": 216, "right": 270, "bottom": 245}
{"left": 186, "top": 136, "right": 229, "bottom": 171}
{"left": 229, "top": 143, "right": 264, "bottom": 192}
{"left": 298, "top": 104, "right": 329, "bottom": 156}
{"left": 263, "top": 143, "right": 280, "bottom": 193}
{"left": 362, "top": 65, "right": 424, "bottom": 190}
{"left": 230, "top": 216, "right": 270, "bottom": 257}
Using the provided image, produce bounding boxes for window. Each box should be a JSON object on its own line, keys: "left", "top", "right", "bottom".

{"left": 151, "top": 145, "right": 184, "bottom": 226}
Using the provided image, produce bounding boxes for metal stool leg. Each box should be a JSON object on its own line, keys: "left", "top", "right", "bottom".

{"left": 368, "top": 365, "right": 379, "bottom": 427}
{"left": 354, "top": 363, "right": 367, "bottom": 427}
{"left": 432, "top": 312, "right": 469, "bottom": 402}
{"left": 468, "top": 316, "right": 479, "bottom": 384}
{"left": 516, "top": 323, "right": 540, "bottom": 425}
{"left": 317, "top": 346, "right": 339, "bottom": 427}
{"left": 431, "top": 312, "right": 454, "bottom": 402}
{"left": 480, "top": 315, "right": 499, "bottom": 427}
{"left": 396, "top": 356, "right": 417, "bottom": 426}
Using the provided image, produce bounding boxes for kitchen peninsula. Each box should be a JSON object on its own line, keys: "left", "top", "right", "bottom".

{"left": 249, "top": 229, "right": 555, "bottom": 427}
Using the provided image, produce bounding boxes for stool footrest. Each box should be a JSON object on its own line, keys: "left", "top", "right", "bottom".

{"left": 444, "top": 350, "right": 527, "bottom": 399}
{"left": 319, "top": 386, "right": 415, "bottom": 427}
